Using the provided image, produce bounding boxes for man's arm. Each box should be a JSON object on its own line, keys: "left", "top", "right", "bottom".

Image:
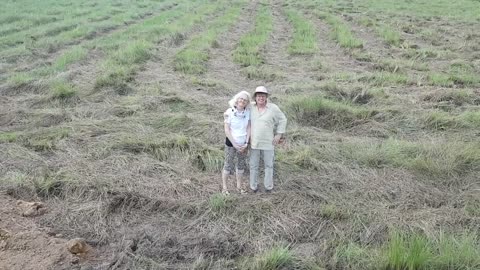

{"left": 274, "top": 106, "right": 287, "bottom": 134}
{"left": 273, "top": 106, "right": 287, "bottom": 145}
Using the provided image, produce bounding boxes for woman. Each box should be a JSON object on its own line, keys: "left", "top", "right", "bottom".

{"left": 222, "top": 91, "right": 251, "bottom": 194}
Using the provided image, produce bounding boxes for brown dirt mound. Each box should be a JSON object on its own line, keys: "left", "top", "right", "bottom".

{"left": 0, "top": 193, "right": 106, "bottom": 270}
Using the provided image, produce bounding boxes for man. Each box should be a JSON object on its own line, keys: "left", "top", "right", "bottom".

{"left": 249, "top": 86, "right": 287, "bottom": 193}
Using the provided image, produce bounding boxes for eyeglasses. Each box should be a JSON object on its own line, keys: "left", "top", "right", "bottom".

{"left": 237, "top": 98, "right": 248, "bottom": 103}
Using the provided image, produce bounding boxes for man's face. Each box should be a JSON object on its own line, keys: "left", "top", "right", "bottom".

{"left": 255, "top": 93, "right": 267, "bottom": 105}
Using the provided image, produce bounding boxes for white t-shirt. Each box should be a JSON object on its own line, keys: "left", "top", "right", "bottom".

{"left": 224, "top": 108, "right": 250, "bottom": 145}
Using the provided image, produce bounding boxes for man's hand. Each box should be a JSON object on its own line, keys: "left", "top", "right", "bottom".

{"left": 273, "top": 134, "right": 283, "bottom": 145}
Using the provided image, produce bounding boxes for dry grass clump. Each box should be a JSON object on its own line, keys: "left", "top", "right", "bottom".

{"left": 113, "top": 133, "right": 223, "bottom": 172}
{"left": 319, "top": 82, "right": 380, "bottom": 105}
{"left": 422, "top": 89, "right": 479, "bottom": 106}
{"left": 242, "top": 66, "right": 282, "bottom": 81}
{"left": 279, "top": 136, "right": 479, "bottom": 179}
{"left": 287, "top": 95, "right": 376, "bottom": 129}
{"left": 341, "top": 138, "right": 480, "bottom": 178}
{"left": 19, "top": 127, "right": 70, "bottom": 152}
{"left": 423, "top": 110, "right": 480, "bottom": 130}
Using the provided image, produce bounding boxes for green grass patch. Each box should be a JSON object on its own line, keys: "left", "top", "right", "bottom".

{"left": 174, "top": 48, "right": 209, "bottom": 74}
{"left": 95, "top": 40, "right": 153, "bottom": 89}
{"left": 334, "top": 242, "right": 377, "bottom": 270}
{"left": 52, "top": 46, "right": 88, "bottom": 72}
{"left": 7, "top": 72, "right": 34, "bottom": 87}
{"left": 375, "top": 59, "right": 428, "bottom": 73}
{"left": 427, "top": 73, "right": 454, "bottom": 87}
{"left": 403, "top": 48, "right": 440, "bottom": 60}
{"left": 384, "top": 231, "right": 480, "bottom": 270}
{"left": 460, "top": 111, "right": 480, "bottom": 128}
{"left": 319, "top": 204, "right": 348, "bottom": 220}
{"left": 360, "top": 72, "right": 409, "bottom": 86}
{"left": 334, "top": 230, "right": 480, "bottom": 270}
{"left": 385, "top": 231, "right": 431, "bottom": 270}
{"left": 357, "top": 16, "right": 376, "bottom": 27}
{"left": 209, "top": 193, "right": 233, "bottom": 212}
{"left": 50, "top": 80, "right": 77, "bottom": 99}
{"left": 233, "top": 5, "right": 273, "bottom": 67}
{"left": 0, "top": 132, "right": 18, "bottom": 143}
{"left": 111, "top": 40, "right": 152, "bottom": 65}
{"left": 285, "top": 10, "right": 317, "bottom": 55}
{"left": 464, "top": 197, "right": 480, "bottom": 217}
{"left": 428, "top": 70, "right": 479, "bottom": 87}
{"left": 247, "top": 246, "right": 294, "bottom": 270}
{"left": 377, "top": 25, "right": 401, "bottom": 46}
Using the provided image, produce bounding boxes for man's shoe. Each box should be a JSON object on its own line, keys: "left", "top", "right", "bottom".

{"left": 265, "top": 189, "right": 273, "bottom": 193}
{"left": 251, "top": 188, "right": 258, "bottom": 193}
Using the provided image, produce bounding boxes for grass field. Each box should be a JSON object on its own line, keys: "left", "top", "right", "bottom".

{"left": 0, "top": 0, "right": 479, "bottom": 269}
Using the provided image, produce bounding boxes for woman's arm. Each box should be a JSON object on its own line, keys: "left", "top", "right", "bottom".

{"left": 224, "top": 122, "right": 239, "bottom": 149}
{"left": 246, "top": 120, "right": 251, "bottom": 145}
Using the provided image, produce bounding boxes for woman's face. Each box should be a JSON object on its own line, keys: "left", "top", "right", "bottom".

{"left": 236, "top": 98, "right": 248, "bottom": 109}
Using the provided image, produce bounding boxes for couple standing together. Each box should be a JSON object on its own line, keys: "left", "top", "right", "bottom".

{"left": 222, "top": 86, "right": 287, "bottom": 194}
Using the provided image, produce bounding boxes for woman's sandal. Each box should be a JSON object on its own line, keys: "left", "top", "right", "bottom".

{"left": 239, "top": 189, "right": 247, "bottom": 194}
{"left": 222, "top": 189, "right": 230, "bottom": 195}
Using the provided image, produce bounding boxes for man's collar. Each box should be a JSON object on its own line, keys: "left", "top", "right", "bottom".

{"left": 253, "top": 102, "right": 269, "bottom": 108}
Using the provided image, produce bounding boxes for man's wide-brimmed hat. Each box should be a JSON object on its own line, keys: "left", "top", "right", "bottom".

{"left": 254, "top": 86, "right": 268, "bottom": 96}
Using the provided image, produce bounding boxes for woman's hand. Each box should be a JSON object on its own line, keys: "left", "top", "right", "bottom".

{"left": 238, "top": 144, "right": 248, "bottom": 153}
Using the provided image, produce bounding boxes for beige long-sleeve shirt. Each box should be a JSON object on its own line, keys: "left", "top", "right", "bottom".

{"left": 250, "top": 102, "right": 287, "bottom": 150}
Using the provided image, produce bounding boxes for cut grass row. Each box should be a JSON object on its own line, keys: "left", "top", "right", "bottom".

{"left": 316, "top": 11, "right": 363, "bottom": 49}
{"left": 359, "top": 0, "right": 480, "bottom": 22}
{"left": 357, "top": 16, "right": 402, "bottom": 47}
{"left": 233, "top": 3, "right": 273, "bottom": 67}
{"left": 280, "top": 134, "right": 479, "bottom": 178}
{"left": 95, "top": 1, "right": 228, "bottom": 94}
{"left": 285, "top": 84, "right": 479, "bottom": 131}
{"left": 285, "top": 9, "right": 318, "bottom": 55}
{"left": 6, "top": 1, "right": 204, "bottom": 99}
{"left": 4, "top": 0, "right": 186, "bottom": 90}
{"left": 0, "top": 0, "right": 171, "bottom": 63}
{"left": 174, "top": 4, "right": 245, "bottom": 74}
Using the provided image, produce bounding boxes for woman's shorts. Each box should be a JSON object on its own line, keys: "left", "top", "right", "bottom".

{"left": 223, "top": 146, "right": 247, "bottom": 173}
